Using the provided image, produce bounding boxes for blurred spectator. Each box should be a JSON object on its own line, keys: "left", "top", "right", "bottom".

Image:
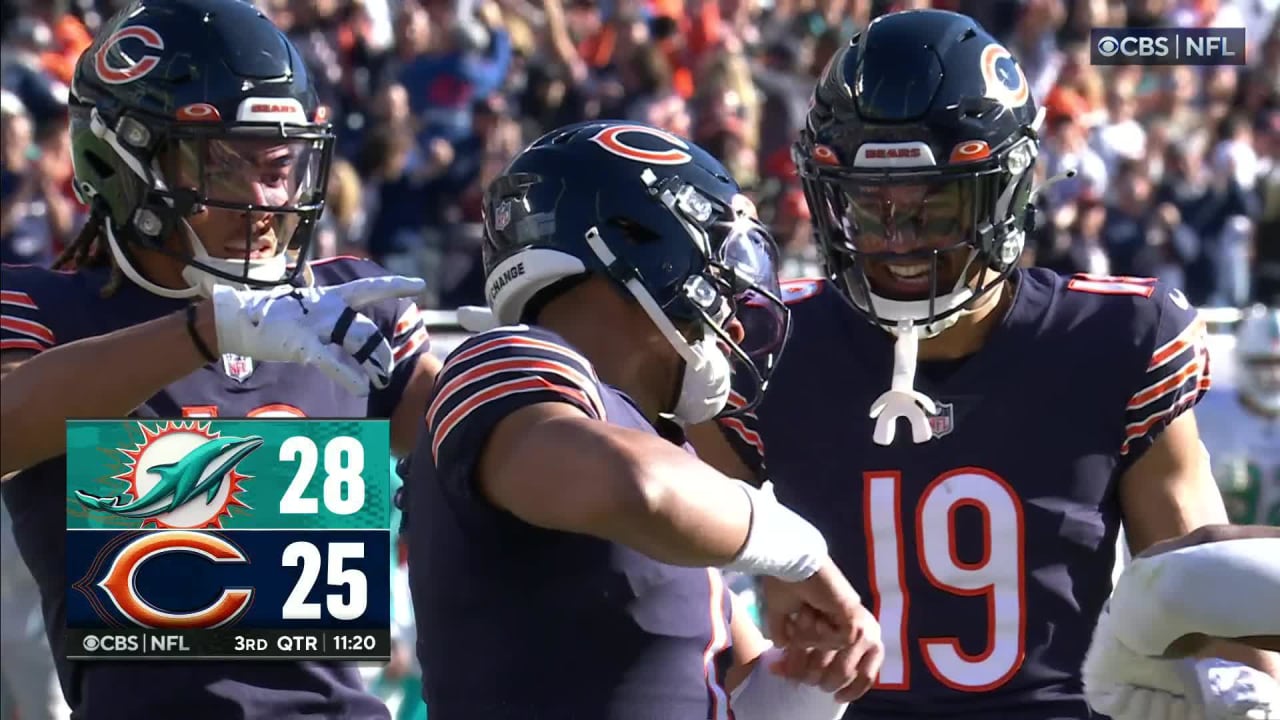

{"left": 1155, "top": 131, "right": 1258, "bottom": 305}
{"left": 4, "top": 0, "right": 1277, "bottom": 307}
{"left": 1041, "top": 113, "right": 1109, "bottom": 207}
{"left": 316, "top": 158, "right": 370, "bottom": 258}
{"left": 1103, "top": 158, "right": 1198, "bottom": 283}
{"left": 1, "top": 93, "right": 78, "bottom": 266}
{"left": 1091, "top": 82, "right": 1147, "bottom": 177}
{"left": 0, "top": 16, "right": 70, "bottom": 127}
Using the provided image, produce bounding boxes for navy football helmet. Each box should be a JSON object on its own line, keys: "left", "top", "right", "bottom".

{"left": 480, "top": 120, "right": 789, "bottom": 423}
{"left": 795, "top": 9, "right": 1042, "bottom": 337}
{"left": 69, "top": 0, "right": 334, "bottom": 298}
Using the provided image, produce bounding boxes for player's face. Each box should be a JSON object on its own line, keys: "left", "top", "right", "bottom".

{"left": 839, "top": 180, "right": 975, "bottom": 301}
{"left": 1245, "top": 358, "right": 1280, "bottom": 396}
{"left": 163, "top": 136, "right": 323, "bottom": 261}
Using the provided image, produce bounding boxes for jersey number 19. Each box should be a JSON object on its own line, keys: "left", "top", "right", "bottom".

{"left": 863, "top": 467, "right": 1026, "bottom": 692}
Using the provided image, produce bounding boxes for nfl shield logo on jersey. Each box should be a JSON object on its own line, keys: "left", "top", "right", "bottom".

{"left": 222, "top": 353, "right": 255, "bottom": 383}
{"left": 928, "top": 401, "right": 955, "bottom": 438}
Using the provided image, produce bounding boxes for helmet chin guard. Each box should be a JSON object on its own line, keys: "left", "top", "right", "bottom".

{"left": 105, "top": 216, "right": 296, "bottom": 299}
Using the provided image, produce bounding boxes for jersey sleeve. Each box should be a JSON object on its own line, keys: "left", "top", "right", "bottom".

{"left": 715, "top": 365, "right": 766, "bottom": 484}
{"left": 367, "top": 297, "right": 431, "bottom": 416}
{"left": 1120, "top": 284, "right": 1211, "bottom": 461}
{"left": 1, "top": 266, "right": 59, "bottom": 355}
{"left": 424, "top": 327, "right": 608, "bottom": 501}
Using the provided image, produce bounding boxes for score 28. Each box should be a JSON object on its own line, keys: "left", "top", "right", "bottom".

{"left": 278, "top": 435, "right": 369, "bottom": 622}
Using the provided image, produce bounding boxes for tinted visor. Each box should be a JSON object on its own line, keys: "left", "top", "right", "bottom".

{"left": 829, "top": 178, "right": 977, "bottom": 256}
{"left": 663, "top": 199, "right": 787, "bottom": 361}
{"left": 162, "top": 135, "right": 327, "bottom": 258}
{"left": 715, "top": 218, "right": 786, "bottom": 360}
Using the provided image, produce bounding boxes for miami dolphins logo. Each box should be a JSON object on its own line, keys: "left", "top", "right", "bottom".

{"left": 75, "top": 421, "right": 261, "bottom": 529}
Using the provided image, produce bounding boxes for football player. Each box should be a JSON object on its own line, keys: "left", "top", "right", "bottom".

{"left": 1084, "top": 524, "right": 1280, "bottom": 720}
{"left": 1198, "top": 305, "right": 1280, "bottom": 527}
{"left": 684, "top": 9, "right": 1280, "bottom": 720}
{"left": 0, "top": 1, "right": 437, "bottom": 718}
{"left": 405, "top": 120, "right": 882, "bottom": 720}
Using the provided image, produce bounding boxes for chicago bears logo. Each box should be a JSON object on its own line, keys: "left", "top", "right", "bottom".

{"left": 81, "top": 530, "right": 254, "bottom": 629}
{"left": 94, "top": 26, "right": 165, "bottom": 85}
{"left": 589, "top": 124, "right": 693, "bottom": 166}
{"left": 979, "top": 44, "right": 1029, "bottom": 109}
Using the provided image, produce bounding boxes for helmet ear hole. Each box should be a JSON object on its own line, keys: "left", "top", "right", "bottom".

{"left": 608, "top": 217, "right": 661, "bottom": 245}
{"left": 82, "top": 150, "right": 116, "bottom": 180}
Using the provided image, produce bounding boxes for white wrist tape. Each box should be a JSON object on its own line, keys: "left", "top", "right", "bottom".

{"left": 721, "top": 482, "right": 828, "bottom": 582}
{"left": 729, "top": 647, "right": 848, "bottom": 720}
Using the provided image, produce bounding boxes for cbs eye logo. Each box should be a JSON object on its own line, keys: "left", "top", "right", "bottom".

{"left": 1096, "top": 36, "right": 1121, "bottom": 57}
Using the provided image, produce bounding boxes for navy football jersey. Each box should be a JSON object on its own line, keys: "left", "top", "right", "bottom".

{"left": 0, "top": 256, "right": 429, "bottom": 720}
{"left": 719, "top": 268, "right": 1211, "bottom": 720}
{"left": 407, "top": 325, "right": 736, "bottom": 720}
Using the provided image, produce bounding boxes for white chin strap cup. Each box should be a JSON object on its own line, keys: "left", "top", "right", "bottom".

{"left": 869, "top": 322, "right": 938, "bottom": 446}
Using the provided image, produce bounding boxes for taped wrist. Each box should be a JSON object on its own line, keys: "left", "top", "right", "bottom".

{"left": 729, "top": 647, "right": 848, "bottom": 720}
{"left": 721, "top": 482, "right": 828, "bottom": 582}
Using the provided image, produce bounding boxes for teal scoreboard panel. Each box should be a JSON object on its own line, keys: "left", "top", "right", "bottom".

{"left": 64, "top": 419, "right": 392, "bottom": 661}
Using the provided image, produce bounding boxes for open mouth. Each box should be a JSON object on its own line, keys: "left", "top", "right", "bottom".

{"left": 224, "top": 230, "right": 277, "bottom": 260}
{"left": 879, "top": 261, "right": 934, "bottom": 295}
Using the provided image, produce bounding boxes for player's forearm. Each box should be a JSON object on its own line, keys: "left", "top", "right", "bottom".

{"left": 0, "top": 303, "right": 217, "bottom": 475}
{"left": 1195, "top": 640, "right": 1280, "bottom": 679}
{"left": 501, "top": 416, "right": 756, "bottom": 567}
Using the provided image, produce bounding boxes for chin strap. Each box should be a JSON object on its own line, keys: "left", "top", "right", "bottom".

{"left": 869, "top": 321, "right": 938, "bottom": 446}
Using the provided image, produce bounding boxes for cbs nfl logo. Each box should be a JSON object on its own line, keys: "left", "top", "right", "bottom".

{"left": 1091, "top": 28, "right": 1245, "bottom": 66}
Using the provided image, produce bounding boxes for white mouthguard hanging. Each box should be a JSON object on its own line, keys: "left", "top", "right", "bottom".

{"left": 869, "top": 321, "right": 938, "bottom": 445}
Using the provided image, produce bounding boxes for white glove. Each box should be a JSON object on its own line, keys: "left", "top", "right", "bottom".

{"left": 1084, "top": 605, "right": 1198, "bottom": 720}
{"left": 1085, "top": 605, "right": 1280, "bottom": 720}
{"left": 210, "top": 275, "right": 425, "bottom": 396}
{"left": 1183, "top": 658, "right": 1280, "bottom": 720}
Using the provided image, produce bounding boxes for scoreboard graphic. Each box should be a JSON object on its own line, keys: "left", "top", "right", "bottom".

{"left": 64, "top": 419, "right": 392, "bottom": 661}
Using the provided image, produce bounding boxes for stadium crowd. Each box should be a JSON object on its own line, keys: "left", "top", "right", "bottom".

{"left": 1, "top": 0, "right": 1277, "bottom": 717}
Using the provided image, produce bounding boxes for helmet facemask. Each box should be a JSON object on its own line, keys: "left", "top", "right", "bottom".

{"left": 800, "top": 136, "right": 1037, "bottom": 339}
{"left": 583, "top": 169, "right": 790, "bottom": 425}
{"left": 1235, "top": 306, "right": 1280, "bottom": 415}
{"left": 81, "top": 107, "right": 334, "bottom": 298}
{"left": 796, "top": 134, "right": 1037, "bottom": 445}
{"left": 1240, "top": 357, "right": 1280, "bottom": 415}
